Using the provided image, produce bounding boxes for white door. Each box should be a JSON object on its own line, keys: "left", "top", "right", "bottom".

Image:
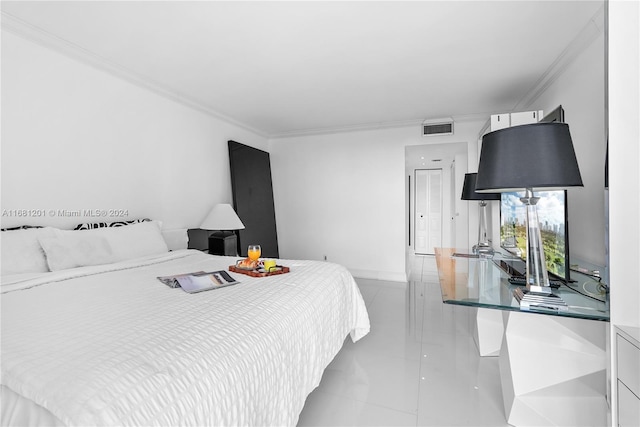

{"left": 415, "top": 169, "right": 443, "bottom": 254}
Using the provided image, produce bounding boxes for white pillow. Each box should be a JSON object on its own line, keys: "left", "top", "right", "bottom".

{"left": 38, "top": 221, "right": 169, "bottom": 271}
{"left": 97, "top": 220, "right": 169, "bottom": 261}
{"left": 1, "top": 228, "right": 50, "bottom": 275}
{"left": 38, "top": 232, "right": 115, "bottom": 271}
{"left": 161, "top": 228, "right": 189, "bottom": 251}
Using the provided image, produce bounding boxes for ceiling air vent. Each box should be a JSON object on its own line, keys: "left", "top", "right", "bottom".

{"left": 422, "top": 118, "right": 454, "bottom": 136}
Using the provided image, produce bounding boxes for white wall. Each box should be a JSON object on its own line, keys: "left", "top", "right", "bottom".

{"left": 1, "top": 31, "right": 268, "bottom": 231}
{"left": 609, "top": 0, "right": 639, "bottom": 328}
{"left": 269, "top": 121, "right": 484, "bottom": 282}
{"left": 608, "top": 2, "right": 639, "bottom": 424}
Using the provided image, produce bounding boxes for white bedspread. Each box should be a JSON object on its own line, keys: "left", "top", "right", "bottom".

{"left": 1, "top": 250, "right": 370, "bottom": 426}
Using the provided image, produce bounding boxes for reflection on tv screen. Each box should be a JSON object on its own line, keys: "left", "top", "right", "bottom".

{"left": 500, "top": 190, "right": 568, "bottom": 280}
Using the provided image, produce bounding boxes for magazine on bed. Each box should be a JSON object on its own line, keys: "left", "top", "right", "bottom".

{"left": 157, "top": 270, "right": 239, "bottom": 293}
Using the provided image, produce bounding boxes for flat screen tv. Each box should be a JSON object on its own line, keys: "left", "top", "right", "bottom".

{"left": 499, "top": 190, "right": 570, "bottom": 282}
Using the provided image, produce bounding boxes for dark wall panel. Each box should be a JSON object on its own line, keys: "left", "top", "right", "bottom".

{"left": 228, "top": 140, "right": 279, "bottom": 258}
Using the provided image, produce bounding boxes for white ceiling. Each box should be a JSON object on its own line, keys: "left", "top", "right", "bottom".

{"left": 1, "top": 1, "right": 604, "bottom": 138}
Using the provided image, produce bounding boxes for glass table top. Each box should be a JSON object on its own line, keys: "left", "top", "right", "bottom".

{"left": 435, "top": 248, "right": 610, "bottom": 321}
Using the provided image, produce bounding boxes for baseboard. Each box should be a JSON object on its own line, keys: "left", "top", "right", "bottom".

{"left": 348, "top": 268, "right": 407, "bottom": 283}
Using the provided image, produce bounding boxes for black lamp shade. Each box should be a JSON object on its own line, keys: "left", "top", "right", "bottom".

{"left": 461, "top": 173, "right": 501, "bottom": 201}
{"left": 476, "top": 122, "right": 583, "bottom": 192}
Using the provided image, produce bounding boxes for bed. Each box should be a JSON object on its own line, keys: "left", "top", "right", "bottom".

{"left": 0, "top": 221, "right": 370, "bottom": 426}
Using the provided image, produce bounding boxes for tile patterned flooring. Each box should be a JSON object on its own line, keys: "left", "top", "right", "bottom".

{"left": 297, "top": 255, "right": 510, "bottom": 426}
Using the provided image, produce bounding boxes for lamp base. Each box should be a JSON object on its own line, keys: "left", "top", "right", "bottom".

{"left": 514, "top": 288, "right": 568, "bottom": 311}
{"left": 527, "top": 284, "right": 553, "bottom": 294}
{"left": 473, "top": 200, "right": 494, "bottom": 258}
{"left": 521, "top": 189, "right": 554, "bottom": 292}
{"left": 208, "top": 231, "right": 237, "bottom": 256}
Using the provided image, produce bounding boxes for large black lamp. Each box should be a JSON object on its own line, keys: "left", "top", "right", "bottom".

{"left": 476, "top": 122, "right": 583, "bottom": 305}
{"left": 461, "top": 173, "right": 501, "bottom": 257}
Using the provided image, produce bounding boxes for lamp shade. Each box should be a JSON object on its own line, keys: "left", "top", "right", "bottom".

{"left": 475, "top": 122, "right": 583, "bottom": 192}
{"left": 461, "top": 173, "right": 501, "bottom": 201}
{"left": 200, "top": 204, "right": 245, "bottom": 230}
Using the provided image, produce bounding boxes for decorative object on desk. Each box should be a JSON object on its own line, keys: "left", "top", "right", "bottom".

{"left": 200, "top": 204, "right": 245, "bottom": 256}
{"left": 476, "top": 122, "right": 583, "bottom": 307}
{"left": 461, "top": 173, "right": 501, "bottom": 258}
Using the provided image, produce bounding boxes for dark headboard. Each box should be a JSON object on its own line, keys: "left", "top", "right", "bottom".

{"left": 228, "top": 141, "right": 279, "bottom": 258}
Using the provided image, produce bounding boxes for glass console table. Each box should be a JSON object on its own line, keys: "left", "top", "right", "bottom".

{"left": 435, "top": 247, "right": 609, "bottom": 321}
{"left": 434, "top": 248, "right": 610, "bottom": 426}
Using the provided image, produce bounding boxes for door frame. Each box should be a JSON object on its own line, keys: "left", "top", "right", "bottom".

{"left": 404, "top": 143, "right": 469, "bottom": 281}
{"left": 414, "top": 168, "right": 443, "bottom": 255}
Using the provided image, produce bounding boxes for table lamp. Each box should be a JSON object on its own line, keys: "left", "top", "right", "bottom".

{"left": 461, "top": 172, "right": 502, "bottom": 257}
{"left": 475, "top": 122, "right": 582, "bottom": 303}
{"left": 200, "top": 204, "right": 245, "bottom": 256}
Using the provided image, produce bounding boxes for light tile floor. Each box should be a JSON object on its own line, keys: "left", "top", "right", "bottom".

{"left": 297, "top": 255, "right": 510, "bottom": 427}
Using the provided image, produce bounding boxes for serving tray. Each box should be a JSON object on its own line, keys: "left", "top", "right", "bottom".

{"left": 229, "top": 265, "right": 290, "bottom": 277}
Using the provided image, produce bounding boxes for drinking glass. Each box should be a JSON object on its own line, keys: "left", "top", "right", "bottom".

{"left": 248, "top": 245, "right": 261, "bottom": 261}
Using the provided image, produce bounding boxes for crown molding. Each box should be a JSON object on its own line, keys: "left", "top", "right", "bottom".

{"left": 514, "top": 4, "right": 605, "bottom": 111}
{"left": 1, "top": 12, "right": 268, "bottom": 139}
{"left": 269, "top": 113, "right": 490, "bottom": 139}
{"left": 269, "top": 119, "right": 424, "bottom": 139}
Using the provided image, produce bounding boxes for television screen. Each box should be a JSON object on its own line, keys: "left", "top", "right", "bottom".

{"left": 500, "top": 190, "right": 570, "bottom": 281}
